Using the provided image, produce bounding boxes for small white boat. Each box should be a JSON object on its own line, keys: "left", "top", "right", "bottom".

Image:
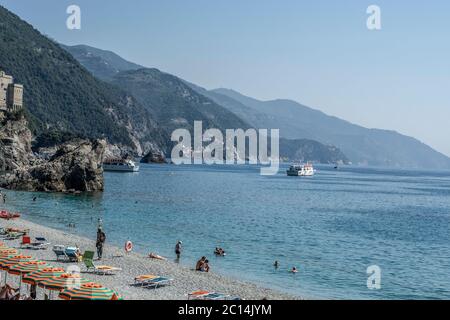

{"left": 287, "top": 163, "right": 315, "bottom": 176}
{"left": 103, "top": 158, "right": 139, "bottom": 172}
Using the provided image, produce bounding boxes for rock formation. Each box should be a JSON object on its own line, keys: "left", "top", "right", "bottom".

{"left": 0, "top": 113, "right": 106, "bottom": 192}
{"left": 140, "top": 149, "right": 166, "bottom": 164}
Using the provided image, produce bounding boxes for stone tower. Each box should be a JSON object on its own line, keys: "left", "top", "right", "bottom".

{"left": 0, "top": 70, "right": 23, "bottom": 113}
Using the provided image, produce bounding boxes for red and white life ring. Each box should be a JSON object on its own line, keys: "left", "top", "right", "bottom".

{"left": 125, "top": 241, "right": 133, "bottom": 253}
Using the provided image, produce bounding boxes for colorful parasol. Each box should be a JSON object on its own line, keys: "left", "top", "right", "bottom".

{"left": 38, "top": 273, "right": 90, "bottom": 292}
{"left": 7, "top": 260, "right": 49, "bottom": 276}
{"left": 0, "top": 255, "right": 34, "bottom": 270}
{"left": 58, "top": 282, "right": 122, "bottom": 300}
{"left": 22, "top": 267, "right": 66, "bottom": 286}
{"left": 0, "top": 255, "right": 34, "bottom": 287}
{"left": 0, "top": 248, "right": 20, "bottom": 256}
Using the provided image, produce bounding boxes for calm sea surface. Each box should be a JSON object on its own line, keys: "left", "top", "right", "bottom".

{"left": 4, "top": 164, "right": 450, "bottom": 299}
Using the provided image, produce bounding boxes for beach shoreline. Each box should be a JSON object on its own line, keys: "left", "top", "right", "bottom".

{"left": 1, "top": 217, "right": 301, "bottom": 300}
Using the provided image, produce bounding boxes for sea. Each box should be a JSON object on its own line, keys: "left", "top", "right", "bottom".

{"left": 3, "top": 163, "right": 450, "bottom": 299}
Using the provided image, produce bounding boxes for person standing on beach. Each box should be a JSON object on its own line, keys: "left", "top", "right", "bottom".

{"left": 96, "top": 228, "right": 106, "bottom": 260}
{"left": 175, "top": 240, "right": 182, "bottom": 260}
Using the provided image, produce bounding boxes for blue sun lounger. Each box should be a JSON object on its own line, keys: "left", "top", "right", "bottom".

{"left": 135, "top": 276, "right": 173, "bottom": 289}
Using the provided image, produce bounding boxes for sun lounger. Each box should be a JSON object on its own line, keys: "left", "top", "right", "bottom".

{"left": 188, "top": 291, "right": 231, "bottom": 300}
{"left": 2, "top": 232, "right": 22, "bottom": 240}
{"left": 83, "top": 251, "right": 122, "bottom": 275}
{"left": 26, "top": 237, "right": 51, "bottom": 250}
{"left": 53, "top": 245, "right": 78, "bottom": 261}
{"left": 134, "top": 275, "right": 173, "bottom": 289}
{"left": 53, "top": 245, "right": 68, "bottom": 261}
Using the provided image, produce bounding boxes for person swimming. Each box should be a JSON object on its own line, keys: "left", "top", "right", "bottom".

{"left": 214, "top": 247, "right": 226, "bottom": 256}
{"left": 274, "top": 260, "right": 279, "bottom": 269}
{"left": 291, "top": 267, "right": 298, "bottom": 273}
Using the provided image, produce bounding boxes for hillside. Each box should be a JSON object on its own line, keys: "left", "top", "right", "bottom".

{"left": 0, "top": 6, "right": 165, "bottom": 155}
{"left": 110, "top": 69, "right": 251, "bottom": 136}
{"left": 62, "top": 45, "right": 351, "bottom": 164}
{"left": 61, "top": 44, "right": 143, "bottom": 81}
{"left": 207, "top": 89, "right": 450, "bottom": 169}
{"left": 280, "top": 139, "right": 349, "bottom": 164}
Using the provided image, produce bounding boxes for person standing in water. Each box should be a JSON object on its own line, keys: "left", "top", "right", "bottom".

{"left": 96, "top": 228, "right": 106, "bottom": 260}
{"left": 175, "top": 241, "right": 182, "bottom": 260}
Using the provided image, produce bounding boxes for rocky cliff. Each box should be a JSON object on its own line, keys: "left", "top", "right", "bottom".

{"left": 0, "top": 113, "right": 105, "bottom": 192}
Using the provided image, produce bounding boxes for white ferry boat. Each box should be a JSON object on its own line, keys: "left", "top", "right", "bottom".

{"left": 103, "top": 158, "right": 140, "bottom": 172}
{"left": 286, "top": 163, "right": 315, "bottom": 176}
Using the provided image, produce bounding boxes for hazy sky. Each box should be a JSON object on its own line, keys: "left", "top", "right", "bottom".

{"left": 1, "top": 0, "right": 449, "bottom": 156}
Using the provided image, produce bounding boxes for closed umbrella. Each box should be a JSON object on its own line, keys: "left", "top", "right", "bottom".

{"left": 59, "top": 282, "right": 122, "bottom": 300}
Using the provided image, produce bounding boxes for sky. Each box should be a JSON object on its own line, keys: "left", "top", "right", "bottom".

{"left": 1, "top": 0, "right": 449, "bottom": 156}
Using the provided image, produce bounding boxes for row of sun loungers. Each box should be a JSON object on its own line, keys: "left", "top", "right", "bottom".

{"left": 21, "top": 236, "right": 50, "bottom": 250}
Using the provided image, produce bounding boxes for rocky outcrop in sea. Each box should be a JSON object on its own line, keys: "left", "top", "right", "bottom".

{"left": 0, "top": 113, "right": 105, "bottom": 192}
{"left": 140, "top": 149, "right": 166, "bottom": 164}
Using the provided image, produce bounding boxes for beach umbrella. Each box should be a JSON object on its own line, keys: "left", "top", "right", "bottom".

{"left": 0, "top": 255, "right": 33, "bottom": 286}
{"left": 0, "top": 248, "right": 20, "bottom": 256}
{"left": 7, "top": 260, "right": 49, "bottom": 276}
{"left": 7, "top": 260, "right": 49, "bottom": 294}
{"left": 0, "top": 255, "right": 34, "bottom": 270}
{"left": 22, "top": 267, "right": 66, "bottom": 286}
{"left": 59, "top": 282, "right": 122, "bottom": 300}
{"left": 38, "top": 273, "right": 90, "bottom": 292}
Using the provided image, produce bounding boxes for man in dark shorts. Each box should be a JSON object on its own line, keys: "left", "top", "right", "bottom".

{"left": 175, "top": 240, "right": 182, "bottom": 260}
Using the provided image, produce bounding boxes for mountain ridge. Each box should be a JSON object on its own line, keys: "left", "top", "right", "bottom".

{"left": 63, "top": 45, "right": 350, "bottom": 164}
{"left": 207, "top": 88, "right": 450, "bottom": 169}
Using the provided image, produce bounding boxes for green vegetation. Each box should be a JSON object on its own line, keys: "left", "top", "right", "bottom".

{"left": 0, "top": 6, "right": 144, "bottom": 147}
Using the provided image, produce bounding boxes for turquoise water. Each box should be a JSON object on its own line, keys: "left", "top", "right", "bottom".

{"left": 3, "top": 164, "right": 450, "bottom": 299}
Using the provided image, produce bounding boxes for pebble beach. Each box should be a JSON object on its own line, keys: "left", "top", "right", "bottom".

{"left": 0, "top": 217, "right": 299, "bottom": 300}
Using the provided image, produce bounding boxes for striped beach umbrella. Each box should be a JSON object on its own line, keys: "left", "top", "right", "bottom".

{"left": 0, "top": 248, "right": 20, "bottom": 256}
{"left": 0, "top": 255, "right": 34, "bottom": 286}
{"left": 23, "top": 267, "right": 66, "bottom": 286}
{"left": 7, "top": 260, "right": 49, "bottom": 293}
{"left": 38, "top": 273, "right": 90, "bottom": 292}
{"left": 7, "top": 260, "right": 49, "bottom": 276}
{"left": 59, "top": 282, "right": 122, "bottom": 300}
{"left": 0, "top": 255, "right": 33, "bottom": 270}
